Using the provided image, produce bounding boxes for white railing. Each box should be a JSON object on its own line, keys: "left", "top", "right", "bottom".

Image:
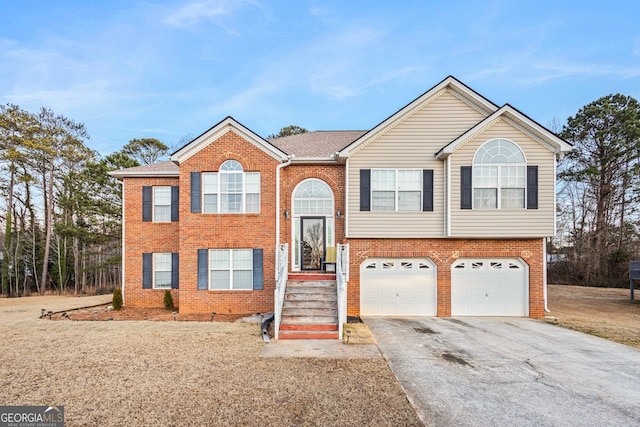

{"left": 274, "top": 243, "right": 288, "bottom": 340}
{"left": 336, "top": 243, "right": 349, "bottom": 340}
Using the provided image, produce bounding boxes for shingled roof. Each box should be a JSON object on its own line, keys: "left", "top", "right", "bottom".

{"left": 269, "top": 130, "right": 367, "bottom": 159}
{"left": 108, "top": 160, "right": 179, "bottom": 178}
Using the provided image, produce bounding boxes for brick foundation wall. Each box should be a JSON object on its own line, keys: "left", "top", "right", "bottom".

{"left": 344, "top": 238, "right": 545, "bottom": 318}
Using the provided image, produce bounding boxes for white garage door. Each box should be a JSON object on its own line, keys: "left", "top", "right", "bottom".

{"left": 360, "top": 258, "right": 437, "bottom": 316}
{"left": 451, "top": 258, "right": 528, "bottom": 316}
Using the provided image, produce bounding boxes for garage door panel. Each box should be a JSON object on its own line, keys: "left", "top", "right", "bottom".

{"left": 360, "top": 258, "right": 437, "bottom": 316}
{"left": 452, "top": 258, "right": 527, "bottom": 316}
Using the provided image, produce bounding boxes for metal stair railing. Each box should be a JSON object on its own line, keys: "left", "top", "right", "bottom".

{"left": 274, "top": 243, "right": 288, "bottom": 340}
{"left": 336, "top": 243, "right": 349, "bottom": 340}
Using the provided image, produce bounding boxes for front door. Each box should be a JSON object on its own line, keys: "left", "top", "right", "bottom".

{"left": 300, "top": 217, "right": 325, "bottom": 270}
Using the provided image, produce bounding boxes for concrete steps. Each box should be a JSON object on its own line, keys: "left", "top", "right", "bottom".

{"left": 279, "top": 275, "right": 338, "bottom": 340}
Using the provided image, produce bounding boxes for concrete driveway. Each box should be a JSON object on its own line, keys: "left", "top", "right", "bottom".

{"left": 364, "top": 317, "right": 640, "bottom": 427}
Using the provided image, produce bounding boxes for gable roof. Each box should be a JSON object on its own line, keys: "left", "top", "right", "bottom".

{"left": 435, "top": 104, "right": 573, "bottom": 159}
{"left": 270, "top": 130, "right": 367, "bottom": 161}
{"left": 338, "top": 75, "right": 499, "bottom": 158}
{"left": 108, "top": 160, "right": 179, "bottom": 179}
{"left": 171, "top": 116, "right": 288, "bottom": 164}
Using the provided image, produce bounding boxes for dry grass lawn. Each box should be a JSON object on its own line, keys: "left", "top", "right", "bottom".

{"left": 547, "top": 284, "right": 640, "bottom": 348}
{"left": 0, "top": 295, "right": 420, "bottom": 427}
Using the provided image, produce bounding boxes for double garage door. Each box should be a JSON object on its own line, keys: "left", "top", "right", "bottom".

{"left": 360, "top": 257, "right": 528, "bottom": 316}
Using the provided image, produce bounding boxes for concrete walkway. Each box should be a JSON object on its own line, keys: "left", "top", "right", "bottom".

{"left": 365, "top": 317, "right": 640, "bottom": 427}
{"left": 260, "top": 339, "right": 381, "bottom": 358}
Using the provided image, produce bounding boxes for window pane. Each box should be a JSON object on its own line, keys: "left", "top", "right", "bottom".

{"left": 398, "top": 170, "right": 421, "bottom": 191}
{"left": 233, "top": 271, "right": 252, "bottom": 289}
{"left": 211, "top": 271, "right": 230, "bottom": 289}
{"left": 154, "top": 206, "right": 171, "bottom": 222}
{"left": 221, "top": 173, "right": 242, "bottom": 192}
{"left": 473, "top": 166, "right": 498, "bottom": 187}
{"left": 203, "top": 173, "right": 218, "bottom": 193}
{"left": 203, "top": 194, "right": 218, "bottom": 213}
{"left": 501, "top": 188, "right": 525, "bottom": 208}
{"left": 501, "top": 166, "right": 525, "bottom": 187}
{"left": 222, "top": 194, "right": 242, "bottom": 212}
{"left": 220, "top": 160, "right": 242, "bottom": 171}
{"left": 154, "top": 272, "right": 172, "bottom": 288}
{"left": 245, "top": 193, "right": 259, "bottom": 213}
{"left": 398, "top": 191, "right": 421, "bottom": 211}
{"left": 233, "top": 250, "right": 252, "bottom": 269}
{"left": 474, "top": 189, "right": 497, "bottom": 209}
{"left": 372, "top": 191, "right": 394, "bottom": 211}
{"left": 245, "top": 173, "right": 260, "bottom": 193}
{"left": 372, "top": 170, "right": 395, "bottom": 191}
{"left": 210, "top": 250, "right": 230, "bottom": 269}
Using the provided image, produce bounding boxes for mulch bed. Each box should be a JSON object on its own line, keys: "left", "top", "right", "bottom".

{"left": 50, "top": 304, "right": 254, "bottom": 322}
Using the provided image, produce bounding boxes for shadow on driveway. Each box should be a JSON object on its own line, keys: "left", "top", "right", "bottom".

{"left": 364, "top": 317, "right": 640, "bottom": 427}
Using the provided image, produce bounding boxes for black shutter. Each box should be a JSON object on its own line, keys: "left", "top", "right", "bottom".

{"left": 191, "top": 172, "right": 201, "bottom": 213}
{"left": 461, "top": 166, "right": 472, "bottom": 210}
{"left": 252, "top": 249, "right": 263, "bottom": 290}
{"left": 527, "top": 165, "right": 538, "bottom": 209}
{"left": 171, "top": 253, "right": 179, "bottom": 289}
{"left": 171, "top": 186, "right": 179, "bottom": 221}
{"left": 422, "top": 169, "right": 434, "bottom": 212}
{"left": 142, "top": 186, "right": 152, "bottom": 221}
{"left": 197, "top": 249, "right": 208, "bottom": 290}
{"left": 360, "top": 169, "right": 371, "bottom": 211}
{"left": 142, "top": 253, "right": 152, "bottom": 289}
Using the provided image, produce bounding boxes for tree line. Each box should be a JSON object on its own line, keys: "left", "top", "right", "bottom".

{"left": 0, "top": 103, "right": 168, "bottom": 296}
{"left": 551, "top": 94, "right": 640, "bottom": 287}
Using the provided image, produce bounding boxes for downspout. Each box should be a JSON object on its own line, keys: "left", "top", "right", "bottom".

{"left": 543, "top": 238, "right": 549, "bottom": 313}
{"left": 445, "top": 157, "right": 451, "bottom": 237}
{"left": 115, "top": 179, "right": 125, "bottom": 306}
{"left": 275, "top": 156, "right": 293, "bottom": 275}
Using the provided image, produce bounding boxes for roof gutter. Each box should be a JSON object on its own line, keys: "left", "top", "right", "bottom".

{"left": 275, "top": 156, "right": 293, "bottom": 276}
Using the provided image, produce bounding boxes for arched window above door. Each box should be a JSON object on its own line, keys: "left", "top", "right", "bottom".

{"left": 293, "top": 179, "right": 334, "bottom": 216}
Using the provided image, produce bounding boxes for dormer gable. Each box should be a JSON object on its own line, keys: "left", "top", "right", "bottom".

{"left": 170, "top": 116, "right": 288, "bottom": 165}
{"left": 435, "top": 104, "right": 573, "bottom": 160}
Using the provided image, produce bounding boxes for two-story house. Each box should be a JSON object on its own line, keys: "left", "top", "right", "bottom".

{"left": 110, "top": 76, "right": 572, "bottom": 338}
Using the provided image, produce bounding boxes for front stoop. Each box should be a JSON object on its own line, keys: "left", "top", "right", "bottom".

{"left": 279, "top": 275, "right": 339, "bottom": 340}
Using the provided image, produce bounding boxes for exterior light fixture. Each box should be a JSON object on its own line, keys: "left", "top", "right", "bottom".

{"left": 336, "top": 209, "right": 341, "bottom": 219}
{"left": 284, "top": 208, "right": 290, "bottom": 219}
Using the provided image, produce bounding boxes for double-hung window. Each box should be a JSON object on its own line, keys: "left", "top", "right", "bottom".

{"left": 153, "top": 253, "right": 172, "bottom": 289}
{"left": 153, "top": 186, "right": 172, "bottom": 222}
{"left": 473, "top": 139, "right": 526, "bottom": 209}
{"left": 201, "top": 160, "right": 260, "bottom": 213}
{"left": 371, "top": 169, "right": 422, "bottom": 211}
{"left": 209, "top": 249, "right": 253, "bottom": 290}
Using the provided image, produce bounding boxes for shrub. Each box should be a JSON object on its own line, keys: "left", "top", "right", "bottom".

{"left": 112, "top": 288, "right": 123, "bottom": 311}
{"left": 163, "top": 290, "right": 174, "bottom": 311}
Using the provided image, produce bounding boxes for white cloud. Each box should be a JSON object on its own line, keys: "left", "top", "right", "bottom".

{"left": 162, "top": 0, "right": 264, "bottom": 31}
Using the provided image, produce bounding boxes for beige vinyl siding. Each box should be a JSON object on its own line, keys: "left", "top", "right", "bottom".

{"left": 348, "top": 90, "right": 486, "bottom": 238}
{"left": 449, "top": 119, "right": 556, "bottom": 238}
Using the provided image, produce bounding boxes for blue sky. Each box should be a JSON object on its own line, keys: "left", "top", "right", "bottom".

{"left": 1, "top": 0, "right": 639, "bottom": 155}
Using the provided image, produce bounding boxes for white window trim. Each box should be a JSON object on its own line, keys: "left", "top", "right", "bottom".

{"left": 153, "top": 186, "right": 172, "bottom": 222}
{"left": 153, "top": 252, "right": 172, "bottom": 289}
{"left": 202, "top": 165, "right": 260, "bottom": 214}
{"left": 371, "top": 168, "right": 423, "bottom": 212}
{"left": 472, "top": 139, "right": 527, "bottom": 210}
{"left": 208, "top": 249, "right": 253, "bottom": 291}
